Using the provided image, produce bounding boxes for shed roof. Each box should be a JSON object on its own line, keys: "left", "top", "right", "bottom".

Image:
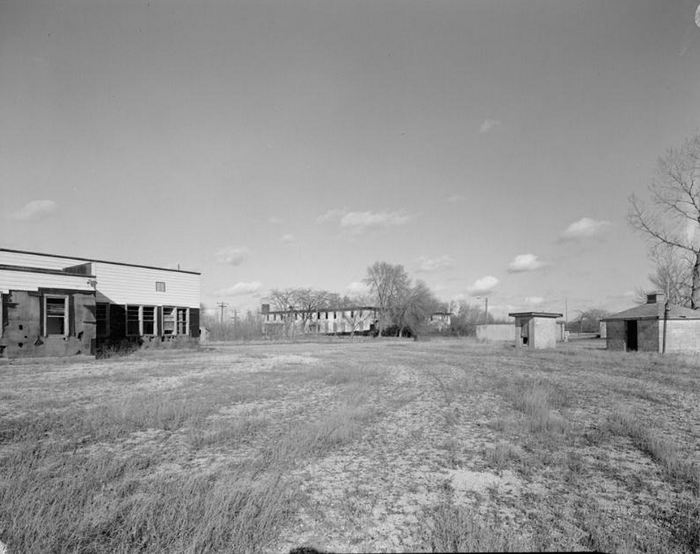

{"left": 508, "top": 311, "right": 563, "bottom": 318}
{"left": 602, "top": 302, "right": 700, "bottom": 321}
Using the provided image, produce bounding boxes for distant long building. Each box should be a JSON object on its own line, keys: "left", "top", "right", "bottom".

{"left": 261, "top": 304, "right": 380, "bottom": 336}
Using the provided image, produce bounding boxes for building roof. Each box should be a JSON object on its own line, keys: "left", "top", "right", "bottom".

{"left": 0, "top": 248, "right": 200, "bottom": 275}
{"left": 265, "top": 306, "right": 379, "bottom": 314}
{"left": 602, "top": 302, "right": 700, "bottom": 321}
{"left": 508, "top": 311, "right": 563, "bottom": 318}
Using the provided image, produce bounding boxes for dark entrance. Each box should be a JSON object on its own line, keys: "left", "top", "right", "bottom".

{"left": 625, "top": 320, "right": 638, "bottom": 351}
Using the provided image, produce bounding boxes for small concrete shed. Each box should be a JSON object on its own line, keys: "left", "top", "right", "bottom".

{"left": 508, "top": 312, "right": 563, "bottom": 349}
{"left": 602, "top": 292, "right": 700, "bottom": 353}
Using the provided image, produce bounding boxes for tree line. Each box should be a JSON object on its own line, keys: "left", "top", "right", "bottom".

{"left": 203, "top": 261, "right": 503, "bottom": 340}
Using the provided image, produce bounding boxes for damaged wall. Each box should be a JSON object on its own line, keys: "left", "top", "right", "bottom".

{"left": 0, "top": 290, "right": 96, "bottom": 358}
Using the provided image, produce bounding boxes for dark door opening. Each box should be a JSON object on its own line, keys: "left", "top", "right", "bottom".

{"left": 625, "top": 320, "right": 638, "bottom": 351}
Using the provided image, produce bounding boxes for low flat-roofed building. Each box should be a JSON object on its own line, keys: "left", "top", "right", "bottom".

{"left": 602, "top": 292, "right": 700, "bottom": 353}
{"left": 508, "top": 311, "right": 563, "bottom": 349}
{"left": 0, "top": 248, "right": 200, "bottom": 358}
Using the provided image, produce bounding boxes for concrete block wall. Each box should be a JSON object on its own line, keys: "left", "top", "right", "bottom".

{"left": 605, "top": 321, "right": 626, "bottom": 350}
{"left": 0, "top": 290, "right": 96, "bottom": 358}
{"left": 476, "top": 324, "right": 513, "bottom": 341}
{"left": 533, "top": 317, "right": 558, "bottom": 349}
{"left": 665, "top": 319, "right": 700, "bottom": 353}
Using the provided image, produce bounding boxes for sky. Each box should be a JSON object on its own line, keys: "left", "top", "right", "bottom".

{"left": 2, "top": 0, "right": 700, "bottom": 319}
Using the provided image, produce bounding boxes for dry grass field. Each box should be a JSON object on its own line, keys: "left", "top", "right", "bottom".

{"left": 1, "top": 338, "right": 698, "bottom": 553}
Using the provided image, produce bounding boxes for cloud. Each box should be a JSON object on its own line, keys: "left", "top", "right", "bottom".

{"left": 316, "top": 208, "right": 348, "bottom": 224}
{"left": 479, "top": 119, "right": 501, "bottom": 134}
{"left": 215, "top": 246, "right": 249, "bottom": 266}
{"left": 560, "top": 217, "right": 611, "bottom": 241}
{"left": 281, "top": 233, "right": 295, "bottom": 243}
{"left": 10, "top": 199, "right": 57, "bottom": 221}
{"left": 214, "top": 281, "right": 262, "bottom": 297}
{"left": 507, "top": 253, "right": 546, "bottom": 273}
{"left": 524, "top": 296, "right": 544, "bottom": 306}
{"left": 468, "top": 275, "right": 499, "bottom": 296}
{"left": 268, "top": 216, "right": 283, "bottom": 224}
{"left": 340, "top": 210, "right": 410, "bottom": 233}
{"left": 317, "top": 208, "right": 411, "bottom": 234}
{"left": 446, "top": 194, "right": 465, "bottom": 203}
{"left": 346, "top": 281, "right": 370, "bottom": 295}
{"left": 417, "top": 255, "right": 455, "bottom": 272}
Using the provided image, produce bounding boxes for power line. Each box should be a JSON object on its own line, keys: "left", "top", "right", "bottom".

{"left": 216, "top": 301, "right": 228, "bottom": 324}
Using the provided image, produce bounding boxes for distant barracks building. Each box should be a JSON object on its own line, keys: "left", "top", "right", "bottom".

{"left": 261, "top": 304, "right": 380, "bottom": 336}
{"left": 0, "top": 248, "right": 200, "bottom": 358}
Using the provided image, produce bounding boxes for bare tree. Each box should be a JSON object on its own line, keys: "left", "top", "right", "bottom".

{"left": 642, "top": 248, "right": 692, "bottom": 307}
{"left": 394, "top": 280, "right": 441, "bottom": 339}
{"left": 629, "top": 134, "right": 700, "bottom": 307}
{"left": 363, "top": 262, "right": 410, "bottom": 336}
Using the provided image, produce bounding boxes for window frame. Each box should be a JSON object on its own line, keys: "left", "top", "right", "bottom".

{"left": 44, "top": 294, "right": 69, "bottom": 337}
{"left": 96, "top": 302, "right": 110, "bottom": 338}
{"left": 125, "top": 305, "right": 158, "bottom": 336}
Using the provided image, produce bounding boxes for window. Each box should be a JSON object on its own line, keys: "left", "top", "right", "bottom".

{"left": 155, "top": 281, "right": 166, "bottom": 292}
{"left": 96, "top": 303, "right": 110, "bottom": 338}
{"left": 44, "top": 296, "right": 68, "bottom": 336}
{"left": 126, "top": 305, "right": 157, "bottom": 336}
{"left": 176, "top": 308, "right": 189, "bottom": 335}
{"left": 142, "top": 306, "right": 155, "bottom": 335}
{"left": 163, "top": 307, "right": 175, "bottom": 334}
{"left": 126, "top": 306, "right": 140, "bottom": 336}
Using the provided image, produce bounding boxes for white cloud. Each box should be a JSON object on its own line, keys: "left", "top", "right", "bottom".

{"left": 214, "top": 281, "right": 262, "bottom": 297}
{"left": 340, "top": 210, "right": 410, "bottom": 234}
{"left": 560, "top": 217, "right": 611, "bottom": 241}
{"left": 281, "top": 233, "right": 295, "bottom": 243}
{"left": 215, "top": 246, "right": 249, "bottom": 266}
{"left": 479, "top": 119, "right": 501, "bottom": 134}
{"left": 10, "top": 199, "right": 57, "bottom": 221}
{"left": 446, "top": 194, "right": 465, "bottom": 203}
{"left": 317, "top": 208, "right": 411, "bottom": 234}
{"left": 316, "top": 208, "right": 348, "bottom": 224}
{"left": 524, "top": 296, "right": 544, "bottom": 306}
{"left": 507, "top": 253, "right": 546, "bottom": 273}
{"left": 468, "top": 275, "right": 499, "bottom": 296}
{"left": 268, "top": 216, "right": 283, "bottom": 224}
{"left": 346, "top": 281, "right": 370, "bottom": 295}
{"left": 417, "top": 255, "right": 455, "bottom": 272}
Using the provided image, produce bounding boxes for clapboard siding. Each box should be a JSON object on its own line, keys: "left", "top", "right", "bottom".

{"left": 93, "top": 263, "right": 199, "bottom": 307}
{"left": 0, "top": 250, "right": 85, "bottom": 271}
{"left": 0, "top": 268, "right": 95, "bottom": 293}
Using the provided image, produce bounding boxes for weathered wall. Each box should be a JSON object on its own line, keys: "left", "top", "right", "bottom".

{"left": 665, "top": 319, "right": 700, "bottom": 353}
{"left": 637, "top": 319, "right": 660, "bottom": 352}
{"left": 605, "top": 319, "right": 660, "bottom": 352}
{"left": 476, "top": 324, "right": 514, "bottom": 341}
{"left": 532, "top": 317, "right": 558, "bottom": 349}
{"left": 0, "top": 290, "right": 95, "bottom": 358}
{"left": 606, "top": 321, "right": 626, "bottom": 350}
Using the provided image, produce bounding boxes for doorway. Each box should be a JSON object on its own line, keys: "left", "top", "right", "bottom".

{"left": 625, "top": 320, "right": 638, "bottom": 351}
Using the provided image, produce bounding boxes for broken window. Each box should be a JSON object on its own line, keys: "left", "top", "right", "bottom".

{"left": 126, "top": 306, "right": 140, "bottom": 336}
{"left": 163, "top": 307, "right": 175, "bottom": 334}
{"left": 45, "top": 296, "right": 68, "bottom": 336}
{"left": 176, "top": 308, "right": 188, "bottom": 335}
{"left": 142, "top": 306, "right": 155, "bottom": 335}
{"left": 96, "top": 303, "right": 110, "bottom": 338}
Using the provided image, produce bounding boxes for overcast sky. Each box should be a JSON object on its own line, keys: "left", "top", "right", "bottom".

{"left": 2, "top": 0, "right": 700, "bottom": 318}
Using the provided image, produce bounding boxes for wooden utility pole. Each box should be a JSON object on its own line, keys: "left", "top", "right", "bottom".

{"left": 217, "top": 301, "right": 228, "bottom": 324}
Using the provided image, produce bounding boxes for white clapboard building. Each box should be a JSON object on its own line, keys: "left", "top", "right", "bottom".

{"left": 0, "top": 248, "right": 200, "bottom": 358}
